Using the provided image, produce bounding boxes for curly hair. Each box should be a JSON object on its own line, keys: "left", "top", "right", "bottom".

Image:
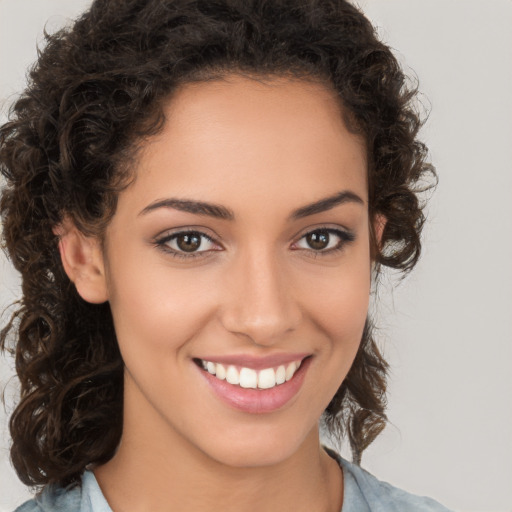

{"left": 0, "top": 0, "right": 434, "bottom": 487}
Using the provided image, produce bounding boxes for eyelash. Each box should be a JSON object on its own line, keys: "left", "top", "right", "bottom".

{"left": 154, "top": 230, "right": 219, "bottom": 259}
{"left": 154, "top": 227, "right": 355, "bottom": 259}
{"left": 291, "top": 228, "right": 355, "bottom": 257}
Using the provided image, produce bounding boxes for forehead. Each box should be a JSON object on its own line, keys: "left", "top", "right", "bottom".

{"left": 125, "top": 75, "right": 367, "bottom": 212}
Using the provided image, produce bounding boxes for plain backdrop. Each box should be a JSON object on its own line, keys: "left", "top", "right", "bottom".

{"left": 1, "top": 1, "right": 511, "bottom": 511}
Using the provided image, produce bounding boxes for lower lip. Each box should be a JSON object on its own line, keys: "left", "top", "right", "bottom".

{"left": 198, "top": 357, "right": 311, "bottom": 414}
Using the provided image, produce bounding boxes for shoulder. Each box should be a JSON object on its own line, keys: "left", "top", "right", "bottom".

{"left": 13, "top": 484, "right": 82, "bottom": 512}
{"left": 328, "top": 451, "right": 453, "bottom": 512}
{"left": 12, "top": 471, "right": 111, "bottom": 512}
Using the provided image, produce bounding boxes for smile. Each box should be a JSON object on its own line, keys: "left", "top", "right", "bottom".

{"left": 198, "top": 358, "right": 303, "bottom": 390}
{"left": 194, "top": 353, "right": 312, "bottom": 413}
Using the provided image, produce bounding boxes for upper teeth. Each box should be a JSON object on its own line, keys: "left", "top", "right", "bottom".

{"left": 200, "top": 359, "right": 302, "bottom": 389}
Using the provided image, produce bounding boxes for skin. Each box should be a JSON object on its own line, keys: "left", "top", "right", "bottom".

{"left": 60, "top": 75, "right": 376, "bottom": 512}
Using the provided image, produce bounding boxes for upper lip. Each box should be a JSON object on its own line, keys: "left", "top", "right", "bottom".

{"left": 194, "top": 353, "right": 310, "bottom": 370}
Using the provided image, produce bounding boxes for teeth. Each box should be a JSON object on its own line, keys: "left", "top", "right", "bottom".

{"left": 276, "top": 365, "right": 286, "bottom": 385}
{"left": 199, "top": 358, "right": 303, "bottom": 389}
{"left": 285, "top": 361, "right": 298, "bottom": 381}
{"left": 258, "top": 368, "right": 276, "bottom": 389}
{"left": 239, "top": 368, "right": 258, "bottom": 389}
{"left": 215, "top": 363, "right": 226, "bottom": 380}
{"left": 226, "top": 365, "right": 240, "bottom": 385}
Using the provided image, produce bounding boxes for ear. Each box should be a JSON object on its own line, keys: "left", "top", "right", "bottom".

{"left": 370, "top": 213, "right": 387, "bottom": 268}
{"left": 53, "top": 218, "right": 108, "bottom": 304}
{"left": 373, "top": 213, "right": 387, "bottom": 248}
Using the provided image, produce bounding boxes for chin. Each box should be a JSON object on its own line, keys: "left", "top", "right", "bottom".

{"left": 194, "top": 422, "right": 317, "bottom": 469}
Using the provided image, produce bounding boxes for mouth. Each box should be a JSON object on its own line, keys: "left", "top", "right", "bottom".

{"left": 194, "top": 357, "right": 305, "bottom": 390}
{"left": 193, "top": 355, "right": 312, "bottom": 414}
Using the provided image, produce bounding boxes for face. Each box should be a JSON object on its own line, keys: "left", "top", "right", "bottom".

{"left": 101, "top": 75, "right": 371, "bottom": 468}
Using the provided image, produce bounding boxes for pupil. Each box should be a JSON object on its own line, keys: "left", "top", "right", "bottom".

{"left": 307, "top": 231, "right": 329, "bottom": 250}
{"left": 177, "top": 233, "right": 201, "bottom": 252}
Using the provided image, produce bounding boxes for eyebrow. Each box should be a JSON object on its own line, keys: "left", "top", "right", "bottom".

{"left": 139, "top": 190, "right": 364, "bottom": 220}
{"left": 289, "top": 190, "right": 365, "bottom": 220}
{"left": 139, "top": 198, "right": 234, "bottom": 220}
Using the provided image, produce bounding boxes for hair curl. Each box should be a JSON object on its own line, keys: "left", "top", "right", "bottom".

{"left": 1, "top": 0, "right": 434, "bottom": 487}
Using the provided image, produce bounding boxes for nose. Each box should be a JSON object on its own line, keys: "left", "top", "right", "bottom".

{"left": 219, "top": 248, "right": 302, "bottom": 346}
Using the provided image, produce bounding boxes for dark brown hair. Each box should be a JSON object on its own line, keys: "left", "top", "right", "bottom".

{"left": 0, "top": 0, "right": 434, "bottom": 487}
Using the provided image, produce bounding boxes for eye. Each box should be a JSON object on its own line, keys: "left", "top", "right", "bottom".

{"left": 293, "top": 228, "right": 355, "bottom": 253}
{"left": 155, "top": 230, "right": 220, "bottom": 257}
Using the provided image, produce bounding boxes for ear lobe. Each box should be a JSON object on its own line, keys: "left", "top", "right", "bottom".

{"left": 53, "top": 219, "right": 108, "bottom": 304}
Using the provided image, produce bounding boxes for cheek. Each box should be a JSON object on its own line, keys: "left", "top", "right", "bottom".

{"left": 299, "top": 251, "right": 371, "bottom": 341}
{"left": 106, "top": 256, "right": 219, "bottom": 357}
{"left": 312, "top": 280, "right": 369, "bottom": 375}
{"left": 289, "top": 254, "right": 371, "bottom": 419}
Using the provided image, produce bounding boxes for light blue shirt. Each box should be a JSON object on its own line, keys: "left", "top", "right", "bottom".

{"left": 15, "top": 454, "right": 452, "bottom": 512}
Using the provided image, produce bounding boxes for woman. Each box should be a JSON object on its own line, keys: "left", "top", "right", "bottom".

{"left": 0, "top": 0, "right": 450, "bottom": 510}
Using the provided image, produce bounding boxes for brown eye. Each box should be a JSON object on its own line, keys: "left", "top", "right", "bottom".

{"left": 305, "top": 231, "right": 330, "bottom": 250}
{"left": 157, "top": 230, "right": 218, "bottom": 257}
{"left": 293, "top": 228, "right": 355, "bottom": 254}
{"left": 176, "top": 233, "right": 202, "bottom": 252}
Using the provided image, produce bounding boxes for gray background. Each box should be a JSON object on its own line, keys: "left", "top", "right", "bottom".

{"left": 1, "top": 1, "right": 511, "bottom": 510}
